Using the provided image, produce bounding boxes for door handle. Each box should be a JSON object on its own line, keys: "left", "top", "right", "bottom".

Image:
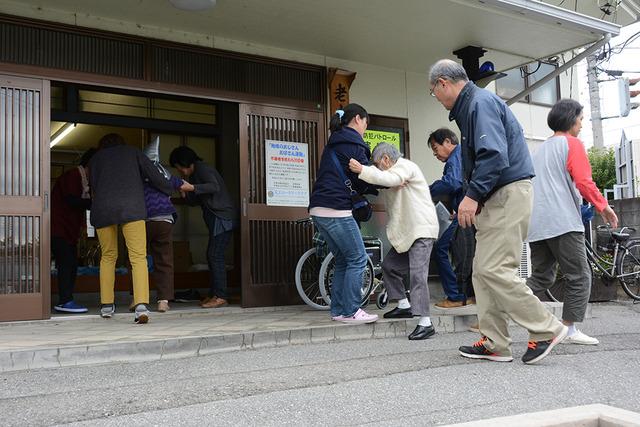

{"left": 242, "top": 197, "right": 247, "bottom": 217}
{"left": 44, "top": 192, "right": 49, "bottom": 212}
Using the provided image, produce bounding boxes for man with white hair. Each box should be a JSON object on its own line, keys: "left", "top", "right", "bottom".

{"left": 428, "top": 59, "right": 567, "bottom": 364}
{"left": 349, "top": 143, "right": 439, "bottom": 340}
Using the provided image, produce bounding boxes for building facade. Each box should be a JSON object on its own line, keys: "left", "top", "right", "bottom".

{"left": 0, "top": 0, "right": 631, "bottom": 321}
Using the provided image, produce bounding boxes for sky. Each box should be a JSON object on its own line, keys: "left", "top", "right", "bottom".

{"left": 579, "top": 21, "right": 640, "bottom": 148}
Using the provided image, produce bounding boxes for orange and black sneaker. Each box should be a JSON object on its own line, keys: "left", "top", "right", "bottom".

{"left": 459, "top": 337, "right": 513, "bottom": 362}
{"left": 521, "top": 325, "right": 569, "bottom": 365}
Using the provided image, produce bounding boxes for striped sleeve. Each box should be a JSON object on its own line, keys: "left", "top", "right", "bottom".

{"left": 565, "top": 135, "right": 608, "bottom": 212}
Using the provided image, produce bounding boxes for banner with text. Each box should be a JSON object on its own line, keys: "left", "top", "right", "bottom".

{"left": 363, "top": 128, "right": 402, "bottom": 153}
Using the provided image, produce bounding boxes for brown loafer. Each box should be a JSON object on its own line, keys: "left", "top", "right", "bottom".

{"left": 435, "top": 299, "right": 465, "bottom": 309}
{"left": 200, "top": 296, "right": 216, "bottom": 306}
{"left": 201, "top": 298, "right": 228, "bottom": 308}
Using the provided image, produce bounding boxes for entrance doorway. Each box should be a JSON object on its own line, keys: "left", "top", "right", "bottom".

{"left": 48, "top": 83, "right": 241, "bottom": 313}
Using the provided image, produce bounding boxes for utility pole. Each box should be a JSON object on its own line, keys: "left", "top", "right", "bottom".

{"left": 587, "top": 54, "right": 605, "bottom": 149}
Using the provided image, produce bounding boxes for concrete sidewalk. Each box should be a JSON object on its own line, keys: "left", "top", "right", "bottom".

{"left": 0, "top": 302, "right": 572, "bottom": 373}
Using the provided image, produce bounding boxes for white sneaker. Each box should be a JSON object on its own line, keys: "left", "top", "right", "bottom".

{"left": 340, "top": 309, "right": 378, "bottom": 324}
{"left": 563, "top": 330, "right": 599, "bottom": 345}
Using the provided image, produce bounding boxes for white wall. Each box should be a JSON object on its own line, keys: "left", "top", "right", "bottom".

{"left": 0, "top": 0, "right": 581, "bottom": 180}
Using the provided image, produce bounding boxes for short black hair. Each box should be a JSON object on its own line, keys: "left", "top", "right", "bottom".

{"left": 79, "top": 148, "right": 97, "bottom": 166}
{"left": 428, "top": 128, "right": 459, "bottom": 147}
{"left": 98, "top": 133, "right": 125, "bottom": 149}
{"left": 169, "top": 146, "right": 202, "bottom": 168}
{"left": 547, "top": 99, "right": 583, "bottom": 132}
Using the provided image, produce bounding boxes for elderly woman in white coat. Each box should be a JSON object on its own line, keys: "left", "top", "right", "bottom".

{"left": 349, "top": 142, "right": 439, "bottom": 340}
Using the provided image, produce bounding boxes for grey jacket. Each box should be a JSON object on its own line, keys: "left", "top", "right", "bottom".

{"left": 89, "top": 144, "right": 175, "bottom": 228}
{"left": 449, "top": 82, "right": 535, "bottom": 203}
{"left": 187, "top": 161, "right": 236, "bottom": 220}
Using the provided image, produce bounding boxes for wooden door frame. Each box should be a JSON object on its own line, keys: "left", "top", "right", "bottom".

{"left": 238, "top": 103, "right": 326, "bottom": 307}
{"left": 0, "top": 74, "right": 50, "bottom": 321}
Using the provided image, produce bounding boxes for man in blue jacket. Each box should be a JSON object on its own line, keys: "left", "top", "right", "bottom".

{"left": 428, "top": 59, "right": 567, "bottom": 365}
{"left": 428, "top": 128, "right": 469, "bottom": 309}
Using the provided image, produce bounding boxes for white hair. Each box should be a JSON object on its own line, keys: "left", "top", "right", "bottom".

{"left": 429, "top": 59, "right": 469, "bottom": 85}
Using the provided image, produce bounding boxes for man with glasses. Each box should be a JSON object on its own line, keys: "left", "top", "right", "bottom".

{"left": 428, "top": 59, "right": 567, "bottom": 365}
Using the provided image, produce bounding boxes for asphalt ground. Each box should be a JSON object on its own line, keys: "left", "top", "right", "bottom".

{"left": 1, "top": 302, "right": 638, "bottom": 426}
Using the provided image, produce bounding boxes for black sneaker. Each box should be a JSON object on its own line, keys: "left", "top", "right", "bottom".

{"left": 459, "top": 337, "right": 513, "bottom": 362}
{"left": 521, "top": 325, "right": 568, "bottom": 365}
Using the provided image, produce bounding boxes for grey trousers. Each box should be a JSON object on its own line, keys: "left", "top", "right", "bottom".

{"left": 382, "top": 238, "right": 434, "bottom": 316}
{"left": 527, "top": 231, "right": 591, "bottom": 323}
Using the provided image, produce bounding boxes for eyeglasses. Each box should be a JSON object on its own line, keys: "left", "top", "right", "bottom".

{"left": 430, "top": 76, "right": 445, "bottom": 97}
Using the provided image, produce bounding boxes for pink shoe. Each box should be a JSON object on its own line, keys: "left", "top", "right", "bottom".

{"left": 331, "top": 315, "right": 345, "bottom": 321}
{"left": 340, "top": 309, "right": 378, "bottom": 324}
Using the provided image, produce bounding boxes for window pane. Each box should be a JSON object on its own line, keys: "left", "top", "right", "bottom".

{"left": 529, "top": 62, "right": 558, "bottom": 106}
{"left": 496, "top": 67, "right": 525, "bottom": 100}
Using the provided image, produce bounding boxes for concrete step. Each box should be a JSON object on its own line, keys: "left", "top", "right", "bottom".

{"left": 0, "top": 302, "right": 580, "bottom": 373}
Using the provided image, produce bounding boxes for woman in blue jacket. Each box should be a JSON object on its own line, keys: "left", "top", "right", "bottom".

{"left": 309, "top": 103, "right": 378, "bottom": 324}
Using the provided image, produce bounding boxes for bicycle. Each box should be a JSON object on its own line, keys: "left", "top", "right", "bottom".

{"left": 294, "top": 218, "right": 388, "bottom": 310}
{"left": 546, "top": 225, "right": 640, "bottom": 302}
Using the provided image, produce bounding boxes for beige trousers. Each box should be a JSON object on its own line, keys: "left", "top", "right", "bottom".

{"left": 473, "top": 180, "right": 564, "bottom": 356}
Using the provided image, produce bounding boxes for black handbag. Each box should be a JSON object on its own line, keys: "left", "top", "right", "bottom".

{"left": 330, "top": 150, "right": 373, "bottom": 222}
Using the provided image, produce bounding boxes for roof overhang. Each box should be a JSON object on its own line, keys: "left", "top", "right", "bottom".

{"left": 0, "top": 0, "right": 628, "bottom": 72}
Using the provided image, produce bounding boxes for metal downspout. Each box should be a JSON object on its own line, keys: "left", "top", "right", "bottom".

{"left": 506, "top": 33, "right": 612, "bottom": 105}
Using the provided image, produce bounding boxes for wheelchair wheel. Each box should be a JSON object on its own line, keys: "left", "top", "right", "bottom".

{"left": 294, "top": 248, "right": 330, "bottom": 310}
{"left": 318, "top": 253, "right": 375, "bottom": 308}
{"left": 376, "top": 289, "right": 388, "bottom": 309}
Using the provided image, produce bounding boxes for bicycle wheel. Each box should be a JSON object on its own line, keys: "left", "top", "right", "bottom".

{"left": 318, "top": 253, "right": 375, "bottom": 307}
{"left": 616, "top": 240, "right": 640, "bottom": 300}
{"left": 294, "top": 248, "right": 330, "bottom": 310}
{"left": 545, "top": 254, "right": 599, "bottom": 303}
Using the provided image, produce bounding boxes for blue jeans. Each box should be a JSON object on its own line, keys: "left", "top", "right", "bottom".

{"left": 203, "top": 209, "right": 233, "bottom": 299}
{"left": 435, "top": 218, "right": 465, "bottom": 301}
{"left": 312, "top": 215, "right": 367, "bottom": 317}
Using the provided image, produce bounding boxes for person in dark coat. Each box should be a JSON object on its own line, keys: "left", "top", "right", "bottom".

{"left": 429, "top": 59, "right": 566, "bottom": 364}
{"left": 308, "top": 103, "right": 379, "bottom": 325}
{"left": 51, "top": 148, "right": 96, "bottom": 313}
{"left": 90, "top": 133, "right": 188, "bottom": 323}
{"left": 169, "top": 146, "right": 236, "bottom": 309}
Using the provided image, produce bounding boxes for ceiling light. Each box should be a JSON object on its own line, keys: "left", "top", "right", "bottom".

{"left": 50, "top": 123, "right": 76, "bottom": 148}
{"left": 168, "top": 0, "right": 217, "bottom": 11}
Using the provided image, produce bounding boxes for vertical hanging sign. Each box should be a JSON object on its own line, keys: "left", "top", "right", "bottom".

{"left": 328, "top": 68, "right": 357, "bottom": 114}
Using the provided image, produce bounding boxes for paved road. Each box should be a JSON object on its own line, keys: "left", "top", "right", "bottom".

{"left": 2, "top": 302, "right": 639, "bottom": 426}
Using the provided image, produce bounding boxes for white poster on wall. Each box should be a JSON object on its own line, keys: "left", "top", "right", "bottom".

{"left": 265, "top": 140, "right": 309, "bottom": 207}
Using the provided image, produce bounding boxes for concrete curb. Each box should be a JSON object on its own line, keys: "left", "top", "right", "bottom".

{"left": 444, "top": 404, "right": 640, "bottom": 426}
{"left": 0, "top": 302, "right": 575, "bottom": 373}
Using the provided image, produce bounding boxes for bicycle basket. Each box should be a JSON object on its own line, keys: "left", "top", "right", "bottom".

{"left": 596, "top": 228, "right": 615, "bottom": 253}
{"left": 313, "top": 232, "right": 329, "bottom": 258}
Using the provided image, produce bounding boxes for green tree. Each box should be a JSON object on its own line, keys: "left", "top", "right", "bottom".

{"left": 588, "top": 147, "right": 616, "bottom": 196}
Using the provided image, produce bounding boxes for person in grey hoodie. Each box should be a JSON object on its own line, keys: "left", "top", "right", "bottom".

{"left": 90, "top": 133, "right": 188, "bottom": 323}
{"left": 169, "top": 146, "right": 236, "bottom": 309}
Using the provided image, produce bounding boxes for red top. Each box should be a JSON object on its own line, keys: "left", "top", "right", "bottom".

{"left": 51, "top": 167, "right": 87, "bottom": 244}
{"left": 565, "top": 134, "right": 608, "bottom": 212}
